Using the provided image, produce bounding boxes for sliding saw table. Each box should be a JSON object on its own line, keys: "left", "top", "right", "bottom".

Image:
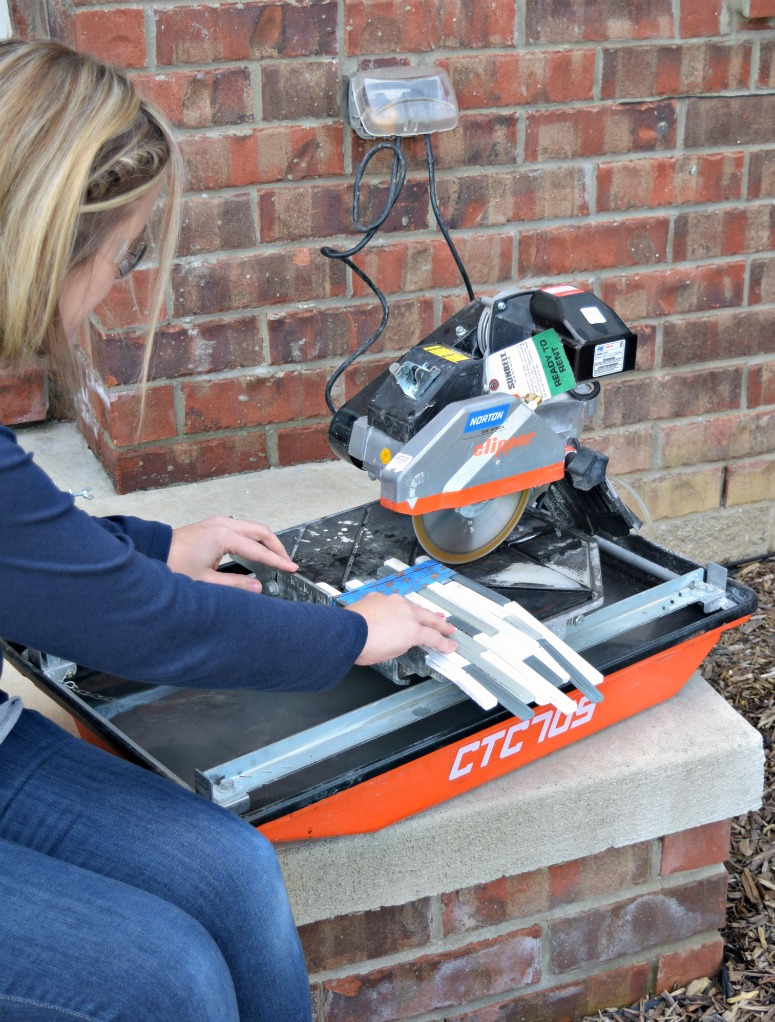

{"left": 2, "top": 500, "right": 756, "bottom": 842}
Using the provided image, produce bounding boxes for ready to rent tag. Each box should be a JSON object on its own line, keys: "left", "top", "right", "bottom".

{"left": 484, "top": 328, "right": 576, "bottom": 400}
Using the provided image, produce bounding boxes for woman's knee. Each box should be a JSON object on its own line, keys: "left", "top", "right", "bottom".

{"left": 112, "top": 903, "right": 240, "bottom": 1022}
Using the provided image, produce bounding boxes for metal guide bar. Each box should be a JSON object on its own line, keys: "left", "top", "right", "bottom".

{"left": 563, "top": 569, "right": 729, "bottom": 651}
{"left": 196, "top": 680, "right": 468, "bottom": 802}
{"left": 197, "top": 561, "right": 733, "bottom": 804}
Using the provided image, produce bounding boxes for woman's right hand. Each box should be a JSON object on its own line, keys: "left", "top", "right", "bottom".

{"left": 345, "top": 592, "right": 457, "bottom": 665}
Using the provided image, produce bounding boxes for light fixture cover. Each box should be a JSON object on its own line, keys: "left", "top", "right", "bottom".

{"left": 347, "top": 66, "right": 459, "bottom": 139}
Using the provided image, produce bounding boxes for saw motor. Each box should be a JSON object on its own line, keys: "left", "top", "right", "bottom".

{"left": 329, "top": 284, "right": 638, "bottom": 563}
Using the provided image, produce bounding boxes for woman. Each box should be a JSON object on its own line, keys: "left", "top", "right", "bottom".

{"left": 0, "top": 38, "right": 455, "bottom": 1022}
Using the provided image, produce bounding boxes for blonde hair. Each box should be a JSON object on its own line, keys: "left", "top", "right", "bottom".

{"left": 0, "top": 38, "right": 182, "bottom": 386}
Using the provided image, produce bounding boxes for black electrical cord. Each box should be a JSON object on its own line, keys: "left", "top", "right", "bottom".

{"left": 424, "top": 133, "right": 475, "bottom": 302}
{"left": 321, "top": 131, "right": 476, "bottom": 414}
{"left": 321, "top": 140, "right": 407, "bottom": 414}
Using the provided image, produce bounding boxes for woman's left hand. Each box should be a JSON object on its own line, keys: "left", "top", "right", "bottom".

{"left": 167, "top": 516, "right": 297, "bottom": 592}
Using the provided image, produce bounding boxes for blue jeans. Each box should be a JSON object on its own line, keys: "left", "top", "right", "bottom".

{"left": 0, "top": 709, "right": 312, "bottom": 1021}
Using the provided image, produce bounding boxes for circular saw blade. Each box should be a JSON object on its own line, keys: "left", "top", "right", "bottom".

{"left": 412, "top": 490, "right": 530, "bottom": 565}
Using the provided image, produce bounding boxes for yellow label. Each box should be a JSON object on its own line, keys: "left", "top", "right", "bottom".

{"left": 424, "top": 344, "right": 470, "bottom": 363}
{"left": 380, "top": 448, "right": 393, "bottom": 465}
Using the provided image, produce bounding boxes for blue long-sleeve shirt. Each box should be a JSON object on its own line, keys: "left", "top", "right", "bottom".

{"left": 0, "top": 422, "right": 368, "bottom": 742}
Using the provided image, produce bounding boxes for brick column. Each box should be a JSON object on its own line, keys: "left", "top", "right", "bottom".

{"left": 300, "top": 823, "right": 731, "bottom": 1022}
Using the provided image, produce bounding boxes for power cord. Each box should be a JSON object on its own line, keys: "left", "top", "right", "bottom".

{"left": 321, "top": 140, "right": 406, "bottom": 415}
{"left": 321, "top": 133, "right": 474, "bottom": 414}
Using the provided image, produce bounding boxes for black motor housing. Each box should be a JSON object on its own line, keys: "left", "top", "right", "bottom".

{"left": 329, "top": 288, "right": 638, "bottom": 464}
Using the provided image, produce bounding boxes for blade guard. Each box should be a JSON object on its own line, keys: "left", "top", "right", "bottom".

{"left": 380, "top": 395, "right": 567, "bottom": 516}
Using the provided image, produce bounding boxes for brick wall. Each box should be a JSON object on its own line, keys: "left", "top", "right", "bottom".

{"left": 3, "top": 1, "right": 775, "bottom": 549}
{"left": 298, "top": 820, "right": 731, "bottom": 1022}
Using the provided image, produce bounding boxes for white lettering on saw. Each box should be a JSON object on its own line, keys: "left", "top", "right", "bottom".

{"left": 448, "top": 697, "right": 596, "bottom": 780}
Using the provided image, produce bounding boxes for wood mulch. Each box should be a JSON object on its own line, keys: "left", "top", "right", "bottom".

{"left": 581, "top": 555, "right": 775, "bottom": 1021}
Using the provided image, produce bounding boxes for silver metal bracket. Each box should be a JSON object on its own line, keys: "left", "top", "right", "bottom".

{"left": 25, "top": 649, "right": 78, "bottom": 685}
{"left": 389, "top": 360, "right": 440, "bottom": 400}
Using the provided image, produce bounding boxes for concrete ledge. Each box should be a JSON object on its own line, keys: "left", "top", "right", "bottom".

{"left": 279, "top": 672, "right": 762, "bottom": 925}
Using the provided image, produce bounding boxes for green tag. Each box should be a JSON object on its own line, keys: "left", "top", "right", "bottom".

{"left": 532, "top": 328, "right": 576, "bottom": 396}
{"left": 484, "top": 327, "right": 576, "bottom": 400}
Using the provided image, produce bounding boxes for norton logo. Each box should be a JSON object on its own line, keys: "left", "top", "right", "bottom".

{"left": 463, "top": 403, "right": 510, "bottom": 434}
{"left": 474, "top": 431, "right": 535, "bottom": 457}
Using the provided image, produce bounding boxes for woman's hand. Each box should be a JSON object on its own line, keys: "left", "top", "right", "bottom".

{"left": 345, "top": 592, "right": 457, "bottom": 664}
{"left": 167, "top": 516, "right": 297, "bottom": 592}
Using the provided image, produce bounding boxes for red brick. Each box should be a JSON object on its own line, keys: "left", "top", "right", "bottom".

{"left": 93, "top": 317, "right": 263, "bottom": 387}
{"left": 657, "top": 937, "right": 725, "bottom": 994}
{"left": 724, "top": 457, "right": 775, "bottom": 506}
{"left": 180, "top": 124, "right": 344, "bottom": 190}
{"left": 261, "top": 60, "right": 339, "bottom": 120}
{"left": 680, "top": 0, "right": 724, "bottom": 36}
{"left": 661, "top": 410, "right": 775, "bottom": 467}
{"left": 550, "top": 870, "right": 728, "bottom": 972}
{"left": 258, "top": 179, "right": 428, "bottom": 244}
{"left": 599, "top": 262, "right": 746, "bottom": 322}
{"left": 299, "top": 899, "right": 432, "bottom": 973}
{"left": 582, "top": 429, "right": 654, "bottom": 475}
{"left": 525, "top": 102, "right": 677, "bottom": 163}
{"left": 662, "top": 308, "right": 775, "bottom": 366}
{"left": 741, "top": 0, "right": 775, "bottom": 16}
{"left": 445, "top": 962, "right": 651, "bottom": 1022}
{"left": 749, "top": 362, "right": 775, "bottom": 407}
{"left": 674, "top": 206, "right": 775, "bottom": 261}
{"left": 630, "top": 320, "right": 658, "bottom": 371}
{"left": 171, "top": 248, "right": 346, "bottom": 318}
{"left": 267, "top": 297, "right": 435, "bottom": 365}
{"left": 155, "top": 3, "right": 337, "bottom": 64}
{"left": 442, "top": 870, "right": 550, "bottom": 937}
{"left": 182, "top": 369, "right": 330, "bottom": 433}
{"left": 443, "top": 49, "right": 593, "bottom": 109}
{"left": 549, "top": 843, "right": 653, "bottom": 908}
{"left": 602, "top": 42, "right": 751, "bottom": 100}
{"left": 407, "top": 112, "right": 518, "bottom": 170}
{"left": 77, "top": 407, "right": 270, "bottom": 493}
{"left": 275, "top": 423, "right": 336, "bottom": 466}
{"left": 758, "top": 39, "right": 775, "bottom": 88}
{"left": 526, "top": 0, "right": 674, "bottom": 42}
{"left": 661, "top": 821, "right": 732, "bottom": 875}
{"left": 520, "top": 218, "right": 669, "bottom": 276}
{"left": 442, "top": 49, "right": 595, "bottom": 109}
{"left": 132, "top": 68, "right": 252, "bottom": 128}
{"left": 685, "top": 94, "right": 775, "bottom": 148}
{"left": 436, "top": 166, "right": 588, "bottom": 230}
{"left": 350, "top": 234, "right": 513, "bottom": 297}
{"left": 73, "top": 8, "right": 146, "bottom": 68}
{"left": 323, "top": 927, "right": 541, "bottom": 1022}
{"left": 179, "top": 194, "right": 258, "bottom": 257}
{"left": 343, "top": 0, "right": 514, "bottom": 56}
{"left": 0, "top": 368, "right": 48, "bottom": 425}
{"left": 600, "top": 367, "right": 744, "bottom": 428}
{"left": 750, "top": 255, "right": 775, "bottom": 304}
{"left": 597, "top": 154, "right": 745, "bottom": 212}
{"left": 95, "top": 385, "right": 177, "bottom": 447}
{"left": 749, "top": 151, "right": 775, "bottom": 201}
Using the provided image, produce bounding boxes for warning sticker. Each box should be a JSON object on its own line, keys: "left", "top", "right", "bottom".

{"left": 484, "top": 328, "right": 576, "bottom": 400}
{"left": 423, "top": 344, "right": 470, "bottom": 363}
{"left": 385, "top": 452, "right": 413, "bottom": 473}
{"left": 581, "top": 305, "right": 606, "bottom": 325}
{"left": 541, "top": 283, "right": 583, "bottom": 297}
{"left": 593, "top": 339, "right": 626, "bottom": 377}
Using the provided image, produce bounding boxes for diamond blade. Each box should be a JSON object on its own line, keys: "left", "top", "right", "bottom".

{"left": 412, "top": 490, "right": 530, "bottom": 565}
